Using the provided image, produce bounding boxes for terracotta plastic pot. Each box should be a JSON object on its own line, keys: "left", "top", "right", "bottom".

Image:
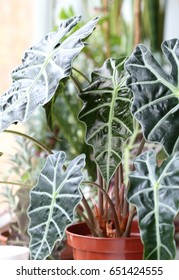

{"left": 66, "top": 221, "right": 143, "bottom": 260}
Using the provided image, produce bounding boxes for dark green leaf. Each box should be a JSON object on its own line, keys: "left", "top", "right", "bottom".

{"left": 44, "top": 79, "right": 68, "bottom": 130}
{"left": 125, "top": 39, "right": 179, "bottom": 155}
{"left": 79, "top": 58, "right": 133, "bottom": 183}
{"left": 128, "top": 150, "right": 179, "bottom": 259}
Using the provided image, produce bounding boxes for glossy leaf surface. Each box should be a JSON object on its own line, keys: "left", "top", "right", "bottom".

{"left": 79, "top": 58, "right": 133, "bottom": 183}
{"left": 28, "top": 152, "right": 85, "bottom": 260}
{"left": 0, "top": 16, "right": 98, "bottom": 132}
{"left": 128, "top": 150, "right": 179, "bottom": 259}
{"left": 125, "top": 39, "right": 179, "bottom": 155}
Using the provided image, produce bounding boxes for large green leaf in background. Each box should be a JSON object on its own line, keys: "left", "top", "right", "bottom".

{"left": 128, "top": 150, "right": 179, "bottom": 259}
{"left": 0, "top": 16, "right": 98, "bottom": 132}
{"left": 125, "top": 39, "right": 179, "bottom": 155}
{"left": 28, "top": 152, "right": 85, "bottom": 260}
{"left": 79, "top": 58, "right": 133, "bottom": 184}
{"left": 44, "top": 78, "right": 96, "bottom": 180}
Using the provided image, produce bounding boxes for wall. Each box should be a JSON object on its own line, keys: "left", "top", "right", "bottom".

{"left": 0, "top": 0, "right": 34, "bottom": 92}
{"left": 0, "top": 0, "right": 34, "bottom": 212}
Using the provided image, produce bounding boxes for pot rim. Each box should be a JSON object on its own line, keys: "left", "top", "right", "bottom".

{"left": 66, "top": 221, "right": 141, "bottom": 241}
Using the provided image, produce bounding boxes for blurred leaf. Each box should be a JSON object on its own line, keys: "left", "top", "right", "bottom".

{"left": 15, "top": 186, "right": 30, "bottom": 238}
{"left": 44, "top": 79, "right": 68, "bottom": 130}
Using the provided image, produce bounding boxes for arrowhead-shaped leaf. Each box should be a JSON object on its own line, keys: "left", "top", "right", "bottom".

{"left": 79, "top": 58, "right": 133, "bottom": 183}
{"left": 125, "top": 39, "right": 179, "bottom": 155}
{"left": 128, "top": 150, "right": 179, "bottom": 259}
{"left": 28, "top": 151, "right": 85, "bottom": 260}
{"left": 0, "top": 16, "right": 98, "bottom": 132}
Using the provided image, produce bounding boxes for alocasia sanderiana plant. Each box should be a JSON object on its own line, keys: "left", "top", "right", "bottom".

{"left": 0, "top": 16, "right": 179, "bottom": 260}
{"left": 125, "top": 40, "right": 179, "bottom": 259}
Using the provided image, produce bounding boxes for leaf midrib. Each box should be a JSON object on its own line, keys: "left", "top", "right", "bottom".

{"left": 106, "top": 69, "right": 119, "bottom": 183}
{"left": 145, "top": 153, "right": 161, "bottom": 259}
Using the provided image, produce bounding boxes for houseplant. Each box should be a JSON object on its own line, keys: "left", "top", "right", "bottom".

{"left": 0, "top": 16, "right": 179, "bottom": 260}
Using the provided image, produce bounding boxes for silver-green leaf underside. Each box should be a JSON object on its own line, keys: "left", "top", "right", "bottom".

{"left": 128, "top": 150, "right": 179, "bottom": 260}
{"left": 28, "top": 152, "right": 85, "bottom": 260}
{"left": 0, "top": 16, "right": 98, "bottom": 132}
{"left": 79, "top": 58, "right": 133, "bottom": 183}
{"left": 125, "top": 39, "right": 179, "bottom": 155}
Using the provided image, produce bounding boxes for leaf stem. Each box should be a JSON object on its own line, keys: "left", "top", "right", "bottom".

{"left": 97, "top": 170, "right": 104, "bottom": 216}
{"left": 4, "top": 130, "right": 53, "bottom": 155}
{"left": 122, "top": 205, "right": 136, "bottom": 237}
{"left": 79, "top": 189, "right": 96, "bottom": 230}
{"left": 0, "top": 180, "right": 32, "bottom": 188}
{"left": 76, "top": 205, "right": 99, "bottom": 237}
{"left": 82, "top": 180, "right": 121, "bottom": 237}
{"left": 114, "top": 166, "right": 120, "bottom": 214}
{"left": 72, "top": 67, "right": 90, "bottom": 83}
{"left": 70, "top": 75, "right": 82, "bottom": 93}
